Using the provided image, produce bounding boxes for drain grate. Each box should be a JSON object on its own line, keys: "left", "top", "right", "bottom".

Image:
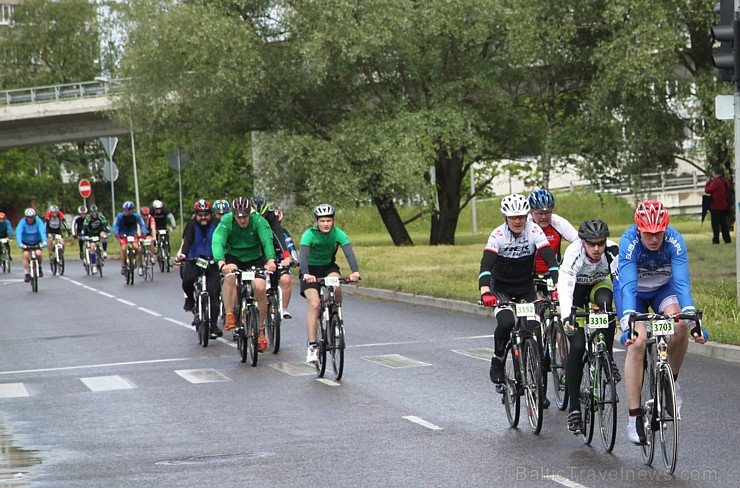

{"left": 156, "top": 452, "right": 275, "bottom": 466}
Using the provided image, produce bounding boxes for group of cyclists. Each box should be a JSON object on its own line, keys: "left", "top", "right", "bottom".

{"left": 478, "top": 189, "right": 706, "bottom": 446}
{"left": 175, "top": 196, "right": 361, "bottom": 363}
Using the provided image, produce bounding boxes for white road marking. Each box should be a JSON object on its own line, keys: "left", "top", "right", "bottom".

{"left": 0, "top": 383, "right": 29, "bottom": 398}
{"left": 175, "top": 369, "right": 231, "bottom": 383}
{"left": 137, "top": 307, "right": 161, "bottom": 317}
{"left": 544, "top": 475, "right": 590, "bottom": 488}
{"left": 316, "top": 378, "right": 340, "bottom": 386}
{"left": 116, "top": 298, "right": 135, "bottom": 306}
{"left": 98, "top": 291, "right": 115, "bottom": 298}
{"left": 80, "top": 375, "right": 134, "bottom": 391}
{"left": 83, "top": 285, "right": 97, "bottom": 292}
{"left": 402, "top": 416, "right": 442, "bottom": 431}
{"left": 0, "top": 357, "right": 208, "bottom": 376}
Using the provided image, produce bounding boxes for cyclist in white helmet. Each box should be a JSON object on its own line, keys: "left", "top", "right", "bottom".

{"left": 300, "top": 203, "right": 361, "bottom": 364}
{"left": 478, "top": 193, "right": 560, "bottom": 386}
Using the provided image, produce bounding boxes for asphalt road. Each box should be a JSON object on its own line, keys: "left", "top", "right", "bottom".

{"left": 0, "top": 259, "right": 737, "bottom": 487}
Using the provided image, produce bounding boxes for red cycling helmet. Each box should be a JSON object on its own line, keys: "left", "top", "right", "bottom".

{"left": 231, "top": 197, "right": 251, "bottom": 216}
{"left": 194, "top": 199, "right": 211, "bottom": 212}
{"left": 634, "top": 200, "right": 670, "bottom": 233}
{"left": 140, "top": 206, "right": 150, "bottom": 216}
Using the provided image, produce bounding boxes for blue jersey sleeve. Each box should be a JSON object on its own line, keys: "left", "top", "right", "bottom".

{"left": 617, "top": 226, "right": 640, "bottom": 317}
{"left": 113, "top": 213, "right": 123, "bottom": 235}
{"left": 665, "top": 227, "right": 694, "bottom": 310}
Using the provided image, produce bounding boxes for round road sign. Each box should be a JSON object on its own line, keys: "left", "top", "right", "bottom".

{"left": 79, "top": 179, "right": 92, "bottom": 199}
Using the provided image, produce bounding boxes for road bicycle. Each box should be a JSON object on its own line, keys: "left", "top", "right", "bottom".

{"left": 141, "top": 238, "right": 155, "bottom": 282}
{"left": 485, "top": 298, "right": 546, "bottom": 434}
{"left": 24, "top": 245, "right": 42, "bottom": 293}
{"left": 265, "top": 269, "right": 282, "bottom": 354}
{"left": 156, "top": 229, "right": 171, "bottom": 273}
{"left": 49, "top": 234, "right": 65, "bottom": 276}
{"left": 0, "top": 237, "right": 10, "bottom": 273}
{"left": 313, "top": 276, "right": 356, "bottom": 381}
{"left": 231, "top": 267, "right": 264, "bottom": 366}
{"left": 189, "top": 257, "right": 216, "bottom": 347}
{"left": 628, "top": 311, "right": 703, "bottom": 474}
{"left": 534, "top": 277, "right": 569, "bottom": 411}
{"left": 570, "top": 306, "right": 619, "bottom": 453}
{"left": 122, "top": 235, "right": 138, "bottom": 285}
{"left": 82, "top": 236, "right": 104, "bottom": 277}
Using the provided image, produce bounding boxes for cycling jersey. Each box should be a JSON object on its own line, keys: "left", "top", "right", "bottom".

{"left": 181, "top": 218, "right": 216, "bottom": 259}
{"left": 211, "top": 212, "right": 276, "bottom": 263}
{"left": 83, "top": 214, "right": 109, "bottom": 236}
{"left": 16, "top": 217, "right": 47, "bottom": 247}
{"left": 44, "top": 211, "right": 66, "bottom": 233}
{"left": 72, "top": 215, "right": 86, "bottom": 238}
{"left": 152, "top": 207, "right": 176, "bottom": 230}
{"left": 558, "top": 238, "right": 618, "bottom": 315}
{"left": 0, "top": 220, "right": 14, "bottom": 239}
{"left": 113, "top": 212, "right": 146, "bottom": 236}
{"left": 141, "top": 215, "right": 157, "bottom": 237}
{"left": 479, "top": 220, "right": 556, "bottom": 287}
{"left": 299, "top": 225, "right": 357, "bottom": 270}
{"left": 528, "top": 213, "right": 578, "bottom": 275}
{"left": 617, "top": 224, "right": 694, "bottom": 319}
{"left": 261, "top": 209, "right": 291, "bottom": 259}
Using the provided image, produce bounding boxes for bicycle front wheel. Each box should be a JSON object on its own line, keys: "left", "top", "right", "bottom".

{"left": 237, "top": 302, "right": 248, "bottom": 363}
{"left": 640, "top": 348, "right": 657, "bottom": 466}
{"left": 658, "top": 363, "right": 679, "bottom": 474}
{"left": 550, "top": 319, "right": 569, "bottom": 411}
{"left": 329, "top": 313, "right": 345, "bottom": 381}
{"left": 50, "top": 254, "right": 57, "bottom": 276}
{"left": 523, "top": 337, "right": 544, "bottom": 434}
{"left": 597, "top": 354, "right": 618, "bottom": 453}
{"left": 199, "top": 293, "right": 210, "bottom": 347}
{"left": 247, "top": 305, "right": 259, "bottom": 367}
{"left": 501, "top": 343, "right": 520, "bottom": 429}
{"left": 57, "top": 247, "right": 65, "bottom": 276}
{"left": 315, "top": 314, "right": 328, "bottom": 378}
{"left": 31, "top": 259, "right": 39, "bottom": 293}
{"left": 580, "top": 357, "right": 595, "bottom": 445}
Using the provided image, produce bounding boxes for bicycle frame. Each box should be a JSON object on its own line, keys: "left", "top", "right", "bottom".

{"left": 314, "top": 276, "right": 353, "bottom": 381}
{"left": 193, "top": 257, "right": 213, "bottom": 347}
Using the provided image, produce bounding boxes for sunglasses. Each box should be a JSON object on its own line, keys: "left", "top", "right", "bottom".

{"left": 584, "top": 240, "right": 607, "bottom": 247}
{"left": 196, "top": 212, "right": 211, "bottom": 217}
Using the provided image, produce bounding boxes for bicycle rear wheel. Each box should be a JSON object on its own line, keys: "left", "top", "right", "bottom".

{"left": 580, "top": 357, "right": 595, "bottom": 445}
{"left": 501, "top": 343, "right": 520, "bottom": 428}
{"left": 329, "top": 313, "right": 345, "bottom": 381}
{"left": 550, "top": 320, "right": 569, "bottom": 411}
{"left": 523, "top": 337, "right": 544, "bottom": 434}
{"left": 640, "top": 348, "right": 657, "bottom": 466}
{"left": 658, "top": 363, "right": 679, "bottom": 474}
{"left": 247, "top": 305, "right": 259, "bottom": 367}
{"left": 597, "top": 354, "right": 618, "bottom": 453}
{"left": 266, "top": 294, "right": 281, "bottom": 354}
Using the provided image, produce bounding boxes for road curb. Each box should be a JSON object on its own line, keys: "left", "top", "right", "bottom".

{"left": 342, "top": 284, "right": 740, "bottom": 365}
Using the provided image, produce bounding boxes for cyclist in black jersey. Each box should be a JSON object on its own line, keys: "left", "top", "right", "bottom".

{"left": 478, "top": 194, "right": 560, "bottom": 387}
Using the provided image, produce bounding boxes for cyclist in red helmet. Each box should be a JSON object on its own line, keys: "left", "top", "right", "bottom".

{"left": 615, "top": 200, "right": 706, "bottom": 446}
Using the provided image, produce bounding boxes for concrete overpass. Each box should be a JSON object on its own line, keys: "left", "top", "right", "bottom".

{"left": 0, "top": 79, "right": 129, "bottom": 149}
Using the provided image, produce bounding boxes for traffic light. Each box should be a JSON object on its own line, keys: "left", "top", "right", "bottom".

{"left": 712, "top": 0, "right": 739, "bottom": 83}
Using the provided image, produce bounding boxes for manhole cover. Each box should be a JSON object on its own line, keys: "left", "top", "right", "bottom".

{"left": 156, "top": 452, "right": 275, "bottom": 466}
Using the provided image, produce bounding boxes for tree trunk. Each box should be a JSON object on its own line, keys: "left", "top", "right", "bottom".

{"left": 371, "top": 193, "right": 414, "bottom": 246}
{"left": 429, "top": 146, "right": 465, "bottom": 245}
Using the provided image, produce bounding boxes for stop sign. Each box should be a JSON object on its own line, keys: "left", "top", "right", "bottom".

{"left": 79, "top": 179, "right": 92, "bottom": 199}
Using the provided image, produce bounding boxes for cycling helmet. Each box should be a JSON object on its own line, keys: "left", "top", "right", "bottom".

{"left": 578, "top": 219, "right": 610, "bottom": 240}
{"left": 232, "top": 197, "right": 251, "bottom": 216}
{"left": 78, "top": 205, "right": 88, "bottom": 214}
{"left": 314, "top": 203, "right": 335, "bottom": 219}
{"left": 89, "top": 205, "right": 98, "bottom": 213}
{"left": 194, "top": 199, "right": 211, "bottom": 212}
{"left": 252, "top": 196, "right": 268, "bottom": 215}
{"left": 122, "top": 201, "right": 135, "bottom": 211}
{"left": 500, "top": 194, "right": 530, "bottom": 217}
{"left": 49, "top": 205, "right": 60, "bottom": 214}
{"left": 24, "top": 208, "right": 36, "bottom": 217}
{"left": 213, "top": 199, "right": 230, "bottom": 215}
{"left": 528, "top": 189, "right": 555, "bottom": 210}
{"left": 276, "top": 210, "right": 284, "bottom": 222}
{"left": 140, "top": 206, "right": 150, "bottom": 216}
{"left": 152, "top": 200, "right": 163, "bottom": 210}
{"left": 634, "top": 200, "right": 670, "bottom": 233}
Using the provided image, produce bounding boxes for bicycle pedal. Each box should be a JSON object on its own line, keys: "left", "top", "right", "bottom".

{"left": 495, "top": 384, "right": 505, "bottom": 395}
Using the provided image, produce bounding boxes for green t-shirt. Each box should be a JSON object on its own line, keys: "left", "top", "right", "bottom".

{"left": 300, "top": 225, "right": 351, "bottom": 266}
{"left": 212, "top": 212, "right": 276, "bottom": 263}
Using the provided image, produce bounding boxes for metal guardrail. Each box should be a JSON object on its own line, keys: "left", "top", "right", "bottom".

{"left": 0, "top": 78, "right": 127, "bottom": 106}
{"left": 587, "top": 172, "right": 704, "bottom": 195}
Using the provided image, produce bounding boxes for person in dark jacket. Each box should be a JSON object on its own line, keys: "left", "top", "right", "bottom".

{"left": 705, "top": 167, "right": 732, "bottom": 244}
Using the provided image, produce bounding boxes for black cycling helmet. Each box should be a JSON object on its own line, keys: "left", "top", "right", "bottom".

{"left": 578, "top": 219, "right": 610, "bottom": 240}
{"left": 252, "top": 196, "right": 268, "bottom": 215}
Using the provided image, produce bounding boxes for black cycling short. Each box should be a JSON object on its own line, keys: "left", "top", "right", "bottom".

{"left": 225, "top": 255, "right": 267, "bottom": 278}
{"left": 300, "top": 263, "right": 341, "bottom": 297}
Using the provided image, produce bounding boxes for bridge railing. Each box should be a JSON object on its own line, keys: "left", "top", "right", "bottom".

{"left": 0, "top": 79, "right": 127, "bottom": 106}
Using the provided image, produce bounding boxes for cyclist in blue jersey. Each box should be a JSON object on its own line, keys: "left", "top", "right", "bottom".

{"left": 0, "top": 212, "right": 15, "bottom": 261}
{"left": 16, "top": 208, "right": 47, "bottom": 282}
{"left": 113, "top": 201, "right": 147, "bottom": 276}
{"left": 615, "top": 200, "right": 705, "bottom": 446}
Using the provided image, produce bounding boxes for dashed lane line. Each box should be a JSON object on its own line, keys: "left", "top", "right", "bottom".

{"left": 544, "top": 475, "right": 590, "bottom": 488}
{"left": 402, "top": 415, "right": 442, "bottom": 431}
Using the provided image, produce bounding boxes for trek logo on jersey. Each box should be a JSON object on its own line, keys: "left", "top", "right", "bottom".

{"left": 498, "top": 243, "right": 532, "bottom": 258}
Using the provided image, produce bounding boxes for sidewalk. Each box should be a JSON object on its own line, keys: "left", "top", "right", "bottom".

{"left": 343, "top": 284, "right": 740, "bottom": 365}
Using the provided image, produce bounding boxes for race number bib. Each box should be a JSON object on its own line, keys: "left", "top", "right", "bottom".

{"left": 324, "top": 276, "right": 340, "bottom": 287}
{"left": 587, "top": 313, "right": 609, "bottom": 329}
{"left": 652, "top": 320, "right": 675, "bottom": 336}
{"left": 196, "top": 258, "right": 209, "bottom": 269}
{"left": 515, "top": 302, "right": 536, "bottom": 318}
{"left": 241, "top": 270, "right": 256, "bottom": 281}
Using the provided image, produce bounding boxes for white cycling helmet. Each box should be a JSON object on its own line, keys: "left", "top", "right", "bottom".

{"left": 152, "top": 200, "right": 163, "bottom": 210}
{"left": 78, "top": 205, "right": 88, "bottom": 214}
{"left": 24, "top": 208, "right": 36, "bottom": 218}
{"left": 500, "top": 194, "right": 530, "bottom": 217}
{"left": 314, "top": 203, "right": 335, "bottom": 218}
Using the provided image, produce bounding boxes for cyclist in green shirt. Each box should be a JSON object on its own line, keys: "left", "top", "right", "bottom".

{"left": 212, "top": 197, "right": 277, "bottom": 350}
{"left": 300, "top": 204, "right": 361, "bottom": 364}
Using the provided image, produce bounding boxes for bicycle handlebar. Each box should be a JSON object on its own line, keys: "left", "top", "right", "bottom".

{"left": 626, "top": 310, "right": 703, "bottom": 342}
